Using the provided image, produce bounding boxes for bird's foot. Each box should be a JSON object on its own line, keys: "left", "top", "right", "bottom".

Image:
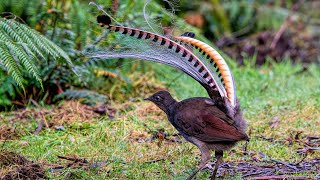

{"left": 186, "top": 159, "right": 211, "bottom": 180}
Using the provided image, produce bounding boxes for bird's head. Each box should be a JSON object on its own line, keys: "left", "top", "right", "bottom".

{"left": 144, "top": 91, "right": 177, "bottom": 113}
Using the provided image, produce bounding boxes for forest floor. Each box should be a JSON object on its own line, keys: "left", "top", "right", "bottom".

{"left": 0, "top": 62, "right": 319, "bottom": 179}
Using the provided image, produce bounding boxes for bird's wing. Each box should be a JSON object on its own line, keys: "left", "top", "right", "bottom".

{"left": 173, "top": 101, "right": 247, "bottom": 142}
{"left": 94, "top": 15, "right": 236, "bottom": 107}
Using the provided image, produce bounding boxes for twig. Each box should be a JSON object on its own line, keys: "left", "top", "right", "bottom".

{"left": 34, "top": 113, "right": 49, "bottom": 135}
{"left": 253, "top": 175, "right": 312, "bottom": 180}
{"left": 297, "top": 146, "right": 320, "bottom": 154}
{"left": 48, "top": 160, "right": 108, "bottom": 172}
{"left": 270, "top": 19, "right": 289, "bottom": 49}
{"left": 242, "top": 169, "right": 274, "bottom": 178}
{"left": 270, "top": 0, "right": 304, "bottom": 49}
{"left": 294, "top": 154, "right": 307, "bottom": 165}
{"left": 57, "top": 155, "right": 88, "bottom": 163}
{"left": 270, "top": 159, "right": 299, "bottom": 171}
{"left": 31, "top": 99, "right": 40, "bottom": 107}
{"left": 307, "top": 136, "right": 320, "bottom": 140}
{"left": 34, "top": 119, "right": 44, "bottom": 135}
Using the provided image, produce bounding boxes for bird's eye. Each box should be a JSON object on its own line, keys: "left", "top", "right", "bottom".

{"left": 154, "top": 95, "right": 162, "bottom": 101}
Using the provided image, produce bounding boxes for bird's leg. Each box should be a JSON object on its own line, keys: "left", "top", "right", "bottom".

{"left": 186, "top": 144, "right": 211, "bottom": 180}
{"left": 210, "top": 151, "right": 223, "bottom": 180}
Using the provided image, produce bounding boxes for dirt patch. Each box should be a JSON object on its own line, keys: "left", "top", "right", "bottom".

{"left": 9, "top": 101, "right": 102, "bottom": 125}
{"left": 218, "top": 28, "right": 319, "bottom": 66}
{"left": 0, "top": 124, "right": 19, "bottom": 140}
{"left": 1, "top": 100, "right": 116, "bottom": 136}
{"left": 0, "top": 151, "right": 108, "bottom": 179}
{"left": 128, "top": 130, "right": 149, "bottom": 143}
{"left": 124, "top": 103, "right": 165, "bottom": 122}
{"left": 0, "top": 150, "right": 46, "bottom": 179}
{"left": 0, "top": 151, "right": 29, "bottom": 166}
{"left": 137, "top": 103, "right": 164, "bottom": 119}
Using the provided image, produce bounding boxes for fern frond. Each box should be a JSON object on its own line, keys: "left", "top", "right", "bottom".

{"left": 0, "top": 17, "right": 72, "bottom": 90}
{"left": 17, "top": 21, "right": 72, "bottom": 64}
{"left": 0, "top": 28, "right": 12, "bottom": 42}
{"left": 6, "top": 42, "right": 42, "bottom": 86}
{"left": 0, "top": 43, "right": 24, "bottom": 89}
{"left": 0, "top": 20, "right": 46, "bottom": 61}
{"left": 40, "top": 36, "right": 72, "bottom": 65}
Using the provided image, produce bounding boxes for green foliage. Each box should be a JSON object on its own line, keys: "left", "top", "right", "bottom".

{"left": 0, "top": 71, "right": 15, "bottom": 108}
{"left": 0, "top": 0, "right": 40, "bottom": 26}
{"left": 209, "top": 0, "right": 232, "bottom": 36}
{"left": 223, "top": 0, "right": 255, "bottom": 33}
{"left": 0, "top": 17, "right": 72, "bottom": 90}
{"left": 256, "top": 4, "right": 287, "bottom": 31}
{"left": 178, "top": 0, "right": 289, "bottom": 39}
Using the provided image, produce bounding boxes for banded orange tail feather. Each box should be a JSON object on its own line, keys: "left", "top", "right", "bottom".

{"left": 175, "top": 35, "right": 236, "bottom": 107}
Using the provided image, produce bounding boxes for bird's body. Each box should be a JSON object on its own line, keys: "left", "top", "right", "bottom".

{"left": 145, "top": 91, "right": 248, "bottom": 179}
{"left": 172, "top": 98, "right": 248, "bottom": 144}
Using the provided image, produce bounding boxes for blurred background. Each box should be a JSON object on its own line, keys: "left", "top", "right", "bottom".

{"left": 0, "top": 0, "right": 319, "bottom": 110}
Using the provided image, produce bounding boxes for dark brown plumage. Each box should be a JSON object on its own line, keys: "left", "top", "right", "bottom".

{"left": 145, "top": 91, "right": 249, "bottom": 179}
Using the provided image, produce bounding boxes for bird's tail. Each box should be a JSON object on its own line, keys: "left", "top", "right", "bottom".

{"left": 94, "top": 15, "right": 236, "bottom": 107}
{"left": 175, "top": 36, "right": 236, "bottom": 107}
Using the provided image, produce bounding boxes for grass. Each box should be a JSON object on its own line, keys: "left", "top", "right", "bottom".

{"left": 0, "top": 61, "right": 319, "bottom": 179}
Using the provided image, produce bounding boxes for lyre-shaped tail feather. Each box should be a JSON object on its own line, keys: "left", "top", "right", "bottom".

{"left": 175, "top": 36, "right": 236, "bottom": 107}
{"left": 94, "top": 15, "right": 232, "bottom": 103}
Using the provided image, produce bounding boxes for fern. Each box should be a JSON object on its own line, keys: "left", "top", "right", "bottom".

{"left": 0, "top": 17, "right": 72, "bottom": 90}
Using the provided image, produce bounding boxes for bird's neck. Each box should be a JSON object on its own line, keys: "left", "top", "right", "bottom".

{"left": 162, "top": 98, "right": 177, "bottom": 115}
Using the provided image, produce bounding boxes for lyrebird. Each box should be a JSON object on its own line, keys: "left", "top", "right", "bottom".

{"left": 95, "top": 14, "right": 249, "bottom": 180}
